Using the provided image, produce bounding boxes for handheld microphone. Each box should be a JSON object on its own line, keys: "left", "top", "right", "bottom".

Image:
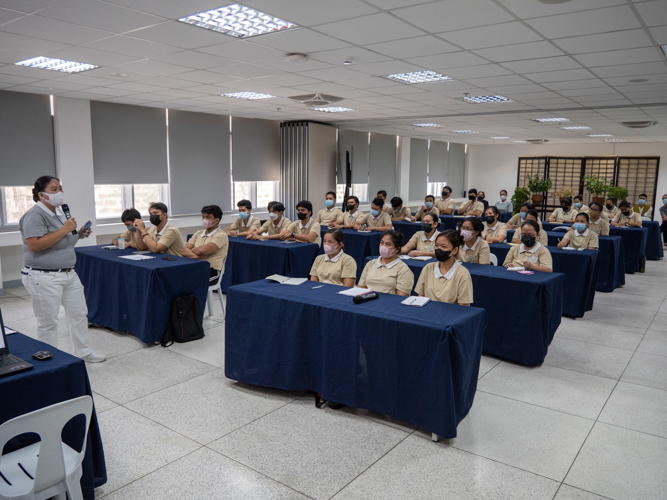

{"left": 353, "top": 292, "right": 379, "bottom": 304}
{"left": 61, "top": 204, "right": 77, "bottom": 235}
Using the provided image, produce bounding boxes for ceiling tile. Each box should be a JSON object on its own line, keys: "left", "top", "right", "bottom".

{"left": 132, "top": 75, "right": 199, "bottom": 89}
{"left": 129, "top": 21, "right": 230, "bottom": 50}
{"left": 250, "top": 28, "right": 351, "bottom": 53}
{"left": 171, "top": 70, "right": 241, "bottom": 85}
{"left": 394, "top": 0, "right": 514, "bottom": 33}
{"left": 242, "top": 0, "right": 379, "bottom": 26}
{"left": 0, "top": 7, "right": 24, "bottom": 24}
{"left": 198, "top": 40, "right": 283, "bottom": 62}
{"left": 103, "top": 0, "right": 237, "bottom": 19}
{"left": 352, "top": 60, "right": 426, "bottom": 76}
{"left": 542, "top": 79, "right": 609, "bottom": 91}
{"left": 116, "top": 59, "right": 192, "bottom": 76}
{"left": 344, "top": 76, "right": 400, "bottom": 89}
{"left": 51, "top": 74, "right": 121, "bottom": 86}
{"left": 210, "top": 63, "right": 285, "bottom": 79}
{"left": 45, "top": 46, "right": 140, "bottom": 67}
{"left": 2, "top": 15, "right": 112, "bottom": 45}
{"left": 314, "top": 13, "right": 423, "bottom": 45}
{"left": 438, "top": 21, "right": 543, "bottom": 50}
{"left": 592, "top": 62, "right": 667, "bottom": 78}
{"left": 446, "top": 64, "right": 514, "bottom": 80}
{"left": 498, "top": 0, "right": 626, "bottom": 20}
{"left": 0, "top": 48, "right": 34, "bottom": 64}
{"left": 574, "top": 47, "right": 664, "bottom": 68}
{"left": 292, "top": 81, "right": 352, "bottom": 93}
{"left": 473, "top": 41, "right": 564, "bottom": 62}
{"left": 29, "top": 79, "right": 91, "bottom": 91}
{"left": 648, "top": 25, "right": 667, "bottom": 44}
{"left": 502, "top": 56, "right": 582, "bottom": 74}
{"left": 258, "top": 56, "right": 334, "bottom": 72}
{"left": 526, "top": 5, "right": 642, "bottom": 39}
{"left": 405, "top": 51, "right": 488, "bottom": 70}
{"left": 463, "top": 74, "right": 533, "bottom": 88}
{"left": 526, "top": 68, "right": 597, "bottom": 84}
{"left": 84, "top": 36, "right": 180, "bottom": 58}
{"left": 364, "top": 35, "right": 459, "bottom": 59}
{"left": 0, "top": 31, "right": 68, "bottom": 55}
{"left": 0, "top": 0, "right": 62, "bottom": 13}
{"left": 310, "top": 46, "right": 392, "bottom": 66}
{"left": 255, "top": 73, "right": 323, "bottom": 87}
{"left": 553, "top": 29, "right": 653, "bottom": 55}
{"left": 635, "top": 0, "right": 667, "bottom": 28}
{"left": 296, "top": 66, "right": 366, "bottom": 82}
{"left": 152, "top": 50, "right": 232, "bottom": 69}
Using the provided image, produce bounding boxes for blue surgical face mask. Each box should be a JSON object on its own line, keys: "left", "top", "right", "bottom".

{"left": 424, "top": 201, "right": 433, "bottom": 209}
{"left": 370, "top": 209, "right": 380, "bottom": 217}
{"left": 239, "top": 211, "right": 249, "bottom": 220}
{"left": 638, "top": 199, "right": 646, "bottom": 205}
{"left": 520, "top": 212, "right": 527, "bottom": 219}
{"left": 574, "top": 223, "right": 586, "bottom": 232}
{"left": 663, "top": 198, "right": 667, "bottom": 205}
{"left": 325, "top": 199, "right": 334, "bottom": 208}
{"left": 574, "top": 202, "right": 581, "bottom": 208}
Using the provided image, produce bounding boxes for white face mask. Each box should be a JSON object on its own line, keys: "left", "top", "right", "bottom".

{"left": 268, "top": 213, "right": 279, "bottom": 221}
{"left": 500, "top": 195, "right": 506, "bottom": 201}
{"left": 41, "top": 191, "right": 64, "bottom": 207}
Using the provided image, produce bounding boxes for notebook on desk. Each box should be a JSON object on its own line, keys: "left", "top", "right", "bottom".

{"left": 0, "top": 309, "right": 33, "bottom": 378}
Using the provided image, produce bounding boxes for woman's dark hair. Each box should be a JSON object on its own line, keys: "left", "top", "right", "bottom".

{"left": 500, "top": 189, "right": 507, "bottom": 195}
{"left": 486, "top": 205, "right": 499, "bottom": 216}
{"left": 462, "top": 216, "right": 484, "bottom": 235}
{"left": 390, "top": 196, "right": 403, "bottom": 208}
{"left": 270, "top": 202, "right": 285, "bottom": 213}
{"left": 325, "top": 228, "right": 344, "bottom": 245}
{"left": 372, "top": 196, "right": 385, "bottom": 208}
{"left": 32, "top": 176, "right": 59, "bottom": 202}
{"left": 237, "top": 199, "right": 252, "bottom": 210}
{"left": 381, "top": 229, "right": 404, "bottom": 249}
{"left": 436, "top": 229, "right": 462, "bottom": 249}
{"left": 521, "top": 202, "right": 535, "bottom": 210}
{"left": 562, "top": 197, "right": 572, "bottom": 206}
{"left": 619, "top": 200, "right": 631, "bottom": 209}
{"left": 606, "top": 196, "right": 617, "bottom": 204}
{"left": 201, "top": 205, "right": 223, "bottom": 220}
{"left": 575, "top": 212, "right": 590, "bottom": 222}
{"left": 589, "top": 201, "right": 603, "bottom": 211}
{"left": 521, "top": 219, "right": 540, "bottom": 234}
{"left": 526, "top": 209, "right": 539, "bottom": 220}
{"left": 121, "top": 208, "right": 141, "bottom": 222}
{"left": 423, "top": 212, "right": 438, "bottom": 225}
{"left": 296, "top": 200, "right": 313, "bottom": 215}
{"left": 574, "top": 195, "right": 584, "bottom": 202}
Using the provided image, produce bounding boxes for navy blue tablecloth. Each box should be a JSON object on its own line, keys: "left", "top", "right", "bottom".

{"left": 642, "top": 221, "right": 664, "bottom": 260}
{"left": 0, "top": 333, "right": 106, "bottom": 499}
{"left": 379, "top": 258, "right": 564, "bottom": 365}
{"left": 75, "top": 245, "right": 210, "bottom": 343}
{"left": 319, "top": 228, "right": 384, "bottom": 278}
{"left": 221, "top": 238, "right": 319, "bottom": 292}
{"left": 486, "top": 243, "right": 599, "bottom": 317}
{"left": 225, "top": 280, "right": 486, "bottom": 439}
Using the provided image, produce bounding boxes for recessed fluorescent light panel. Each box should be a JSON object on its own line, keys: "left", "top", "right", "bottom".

{"left": 491, "top": 137, "right": 511, "bottom": 139}
{"left": 413, "top": 123, "right": 442, "bottom": 127}
{"left": 452, "top": 130, "right": 477, "bottom": 133}
{"left": 221, "top": 92, "right": 276, "bottom": 100}
{"left": 385, "top": 70, "right": 452, "bottom": 84}
{"left": 178, "top": 3, "right": 299, "bottom": 39}
{"left": 662, "top": 45, "right": 667, "bottom": 57}
{"left": 459, "top": 95, "right": 512, "bottom": 103}
{"left": 562, "top": 126, "right": 591, "bottom": 130}
{"left": 604, "top": 138, "right": 626, "bottom": 142}
{"left": 588, "top": 134, "right": 613, "bottom": 137}
{"left": 15, "top": 56, "right": 99, "bottom": 73}
{"left": 312, "top": 106, "right": 357, "bottom": 113}
{"left": 532, "top": 117, "right": 569, "bottom": 122}
{"left": 514, "top": 140, "right": 528, "bottom": 143}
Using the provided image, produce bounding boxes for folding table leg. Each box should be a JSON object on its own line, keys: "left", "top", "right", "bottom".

{"left": 431, "top": 433, "right": 439, "bottom": 442}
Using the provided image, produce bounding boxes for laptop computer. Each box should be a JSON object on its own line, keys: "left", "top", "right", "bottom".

{"left": 0, "top": 308, "right": 33, "bottom": 378}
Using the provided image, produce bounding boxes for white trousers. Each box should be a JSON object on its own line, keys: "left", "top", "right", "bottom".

{"left": 21, "top": 269, "right": 92, "bottom": 357}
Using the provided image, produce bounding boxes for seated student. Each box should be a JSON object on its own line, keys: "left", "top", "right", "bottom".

{"left": 247, "top": 202, "right": 291, "bottom": 240}
{"left": 376, "top": 190, "right": 387, "bottom": 204}
{"left": 587, "top": 202, "right": 610, "bottom": 235}
{"left": 507, "top": 202, "right": 536, "bottom": 229}
{"left": 573, "top": 195, "right": 589, "bottom": 214}
{"left": 435, "top": 186, "right": 457, "bottom": 215}
{"left": 634, "top": 193, "right": 653, "bottom": 219}
{"left": 134, "top": 202, "right": 184, "bottom": 256}
{"left": 336, "top": 195, "right": 364, "bottom": 228}
{"left": 495, "top": 190, "right": 512, "bottom": 213}
{"left": 182, "top": 205, "right": 228, "bottom": 285}
{"left": 357, "top": 230, "right": 414, "bottom": 296}
{"left": 411, "top": 195, "right": 440, "bottom": 221}
{"left": 557, "top": 212, "right": 599, "bottom": 250}
{"left": 511, "top": 209, "right": 548, "bottom": 246}
{"left": 477, "top": 191, "right": 489, "bottom": 211}
{"left": 354, "top": 197, "right": 392, "bottom": 231}
{"left": 316, "top": 191, "right": 343, "bottom": 227}
{"left": 482, "top": 206, "right": 507, "bottom": 243}
{"left": 280, "top": 200, "right": 321, "bottom": 244}
{"left": 309, "top": 229, "right": 357, "bottom": 287}
{"left": 549, "top": 197, "right": 577, "bottom": 223}
{"left": 415, "top": 230, "right": 473, "bottom": 306}
{"left": 112, "top": 208, "right": 141, "bottom": 248}
{"left": 401, "top": 213, "right": 439, "bottom": 258}
{"left": 384, "top": 196, "right": 412, "bottom": 220}
{"left": 457, "top": 189, "right": 484, "bottom": 216}
{"left": 227, "top": 199, "right": 261, "bottom": 236}
{"left": 612, "top": 200, "right": 643, "bottom": 227}
{"left": 458, "top": 217, "right": 491, "bottom": 264}
{"left": 503, "top": 220, "right": 553, "bottom": 272}
{"left": 604, "top": 197, "right": 619, "bottom": 219}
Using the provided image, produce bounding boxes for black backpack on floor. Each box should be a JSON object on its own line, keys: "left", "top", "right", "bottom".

{"left": 160, "top": 294, "right": 205, "bottom": 347}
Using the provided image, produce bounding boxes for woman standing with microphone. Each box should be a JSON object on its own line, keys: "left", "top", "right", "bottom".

{"left": 18, "top": 176, "right": 105, "bottom": 362}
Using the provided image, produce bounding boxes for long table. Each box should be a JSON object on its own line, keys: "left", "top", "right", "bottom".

{"left": 319, "top": 227, "right": 383, "bottom": 278}
{"left": 642, "top": 220, "right": 664, "bottom": 260}
{"left": 364, "top": 257, "right": 565, "bottom": 365}
{"left": 486, "top": 243, "right": 599, "bottom": 317}
{"left": 75, "top": 245, "right": 210, "bottom": 343}
{"left": 225, "top": 279, "right": 486, "bottom": 439}
{"left": 0, "top": 333, "right": 106, "bottom": 499}
{"left": 221, "top": 237, "right": 319, "bottom": 292}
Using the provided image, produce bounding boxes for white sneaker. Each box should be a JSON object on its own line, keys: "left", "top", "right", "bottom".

{"left": 82, "top": 351, "right": 106, "bottom": 363}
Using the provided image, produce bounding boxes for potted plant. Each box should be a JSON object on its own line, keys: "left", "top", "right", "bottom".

{"left": 606, "top": 186, "right": 629, "bottom": 202}
{"left": 554, "top": 186, "right": 574, "bottom": 204}
{"left": 582, "top": 175, "right": 610, "bottom": 205}
{"left": 526, "top": 175, "right": 552, "bottom": 205}
{"left": 511, "top": 186, "right": 530, "bottom": 214}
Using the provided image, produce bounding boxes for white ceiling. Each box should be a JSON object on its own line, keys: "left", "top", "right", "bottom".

{"left": 1, "top": 0, "right": 666, "bottom": 144}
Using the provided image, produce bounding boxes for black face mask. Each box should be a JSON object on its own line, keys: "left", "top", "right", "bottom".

{"left": 521, "top": 236, "right": 536, "bottom": 247}
{"left": 562, "top": 205, "right": 571, "bottom": 210}
{"left": 606, "top": 204, "right": 613, "bottom": 210}
{"left": 484, "top": 215, "right": 496, "bottom": 224}
{"left": 435, "top": 248, "right": 453, "bottom": 262}
{"left": 149, "top": 214, "right": 162, "bottom": 226}
{"left": 297, "top": 212, "right": 308, "bottom": 220}
{"left": 469, "top": 195, "right": 476, "bottom": 201}
{"left": 622, "top": 211, "right": 631, "bottom": 217}
{"left": 442, "top": 191, "right": 449, "bottom": 197}
{"left": 347, "top": 204, "right": 356, "bottom": 210}
{"left": 127, "top": 225, "right": 137, "bottom": 233}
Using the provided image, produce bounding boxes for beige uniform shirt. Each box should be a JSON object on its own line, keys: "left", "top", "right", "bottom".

{"left": 341, "top": 210, "right": 365, "bottom": 227}
{"left": 575, "top": 204, "right": 589, "bottom": 214}
{"left": 384, "top": 205, "right": 411, "bottom": 219}
{"left": 604, "top": 206, "right": 619, "bottom": 219}
{"left": 508, "top": 213, "right": 543, "bottom": 228}
{"left": 612, "top": 211, "right": 642, "bottom": 226}
{"left": 287, "top": 219, "right": 321, "bottom": 245}
{"left": 146, "top": 223, "right": 184, "bottom": 256}
{"left": 316, "top": 207, "right": 343, "bottom": 225}
{"left": 118, "top": 228, "right": 136, "bottom": 245}
{"left": 461, "top": 201, "right": 484, "bottom": 216}
{"left": 360, "top": 211, "right": 392, "bottom": 228}
{"left": 358, "top": 257, "right": 414, "bottom": 295}
{"left": 512, "top": 228, "right": 548, "bottom": 247}
{"left": 503, "top": 242, "right": 553, "bottom": 270}
{"left": 588, "top": 217, "right": 610, "bottom": 236}
{"left": 309, "top": 251, "right": 357, "bottom": 286}
{"left": 187, "top": 227, "right": 229, "bottom": 270}
{"left": 550, "top": 208, "right": 577, "bottom": 221}
{"left": 414, "top": 206, "right": 440, "bottom": 221}
{"left": 415, "top": 261, "right": 473, "bottom": 305}
{"left": 408, "top": 231, "right": 439, "bottom": 252}
{"left": 230, "top": 215, "right": 261, "bottom": 234}
{"left": 457, "top": 237, "right": 491, "bottom": 265}
{"left": 259, "top": 217, "right": 291, "bottom": 236}
{"left": 435, "top": 198, "right": 457, "bottom": 214}
{"left": 565, "top": 228, "right": 599, "bottom": 249}
{"left": 482, "top": 221, "right": 507, "bottom": 242}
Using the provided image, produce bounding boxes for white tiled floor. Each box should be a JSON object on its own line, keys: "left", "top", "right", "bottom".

{"left": 2, "top": 257, "right": 667, "bottom": 499}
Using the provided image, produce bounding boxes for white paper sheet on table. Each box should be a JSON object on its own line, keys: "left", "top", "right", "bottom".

{"left": 101, "top": 245, "right": 118, "bottom": 249}
{"left": 401, "top": 296, "right": 431, "bottom": 307}
{"left": 561, "top": 246, "right": 577, "bottom": 251}
{"left": 507, "top": 266, "right": 525, "bottom": 271}
{"left": 119, "top": 255, "right": 155, "bottom": 261}
{"left": 266, "top": 274, "right": 307, "bottom": 285}
{"left": 4, "top": 327, "right": 16, "bottom": 335}
{"left": 336, "top": 287, "right": 373, "bottom": 297}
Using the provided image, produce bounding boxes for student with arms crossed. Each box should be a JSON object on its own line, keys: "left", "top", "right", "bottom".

{"left": 401, "top": 213, "right": 439, "bottom": 258}
{"left": 495, "top": 190, "right": 512, "bottom": 213}
{"left": 354, "top": 197, "right": 392, "bottom": 231}
{"left": 336, "top": 195, "right": 364, "bottom": 229}
{"left": 384, "top": 196, "right": 412, "bottom": 220}
{"left": 226, "top": 199, "right": 261, "bottom": 236}
{"left": 247, "top": 202, "right": 291, "bottom": 240}
{"left": 315, "top": 191, "right": 343, "bottom": 227}
{"left": 309, "top": 229, "right": 357, "bottom": 287}
{"left": 435, "top": 186, "right": 457, "bottom": 215}
{"left": 612, "top": 201, "right": 642, "bottom": 227}
{"left": 411, "top": 195, "right": 440, "bottom": 221}
{"left": 549, "top": 197, "right": 577, "bottom": 223}
{"left": 134, "top": 202, "right": 184, "bottom": 256}
{"left": 112, "top": 208, "right": 141, "bottom": 248}
{"left": 280, "top": 200, "right": 321, "bottom": 244}
{"left": 457, "top": 188, "right": 484, "bottom": 216}
{"left": 182, "top": 205, "right": 228, "bottom": 286}
{"left": 482, "top": 206, "right": 507, "bottom": 243}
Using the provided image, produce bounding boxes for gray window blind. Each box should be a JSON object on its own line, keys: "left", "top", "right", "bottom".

{"left": 0, "top": 90, "right": 55, "bottom": 186}
{"left": 168, "top": 110, "right": 231, "bottom": 215}
{"left": 91, "top": 101, "right": 168, "bottom": 185}
{"left": 448, "top": 143, "right": 466, "bottom": 196}
{"left": 232, "top": 117, "right": 280, "bottom": 182}
{"left": 369, "top": 133, "right": 397, "bottom": 198}
{"left": 429, "top": 140, "right": 448, "bottom": 183}
{"left": 409, "top": 138, "right": 428, "bottom": 201}
{"left": 338, "top": 129, "right": 369, "bottom": 184}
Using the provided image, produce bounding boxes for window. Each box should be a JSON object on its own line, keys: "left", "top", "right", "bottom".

{"left": 233, "top": 181, "right": 279, "bottom": 211}
{"left": 1, "top": 186, "right": 34, "bottom": 226}
{"left": 617, "top": 157, "right": 659, "bottom": 207}
{"left": 427, "top": 181, "right": 447, "bottom": 197}
{"left": 336, "top": 183, "right": 369, "bottom": 204}
{"left": 94, "top": 184, "right": 169, "bottom": 220}
{"left": 546, "top": 158, "right": 583, "bottom": 207}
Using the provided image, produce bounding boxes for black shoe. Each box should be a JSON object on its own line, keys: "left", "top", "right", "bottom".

{"left": 327, "top": 402, "right": 345, "bottom": 410}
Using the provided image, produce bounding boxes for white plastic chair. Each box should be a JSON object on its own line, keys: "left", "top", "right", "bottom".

{"left": 205, "top": 257, "right": 227, "bottom": 318}
{"left": 489, "top": 254, "right": 498, "bottom": 266}
{"left": 0, "top": 395, "right": 93, "bottom": 500}
{"left": 641, "top": 216, "right": 651, "bottom": 222}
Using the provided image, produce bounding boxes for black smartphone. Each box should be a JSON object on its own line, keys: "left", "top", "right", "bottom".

{"left": 162, "top": 257, "right": 177, "bottom": 261}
